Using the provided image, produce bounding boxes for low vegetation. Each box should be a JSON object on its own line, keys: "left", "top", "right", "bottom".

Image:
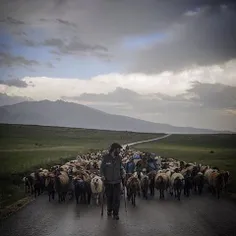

{"left": 0, "top": 123, "right": 161, "bottom": 207}
{"left": 133, "top": 134, "right": 236, "bottom": 193}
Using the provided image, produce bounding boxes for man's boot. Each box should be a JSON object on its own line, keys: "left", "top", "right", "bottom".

{"left": 113, "top": 215, "right": 119, "bottom": 220}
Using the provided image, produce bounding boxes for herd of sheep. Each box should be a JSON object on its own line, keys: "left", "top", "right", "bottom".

{"left": 22, "top": 148, "right": 230, "bottom": 208}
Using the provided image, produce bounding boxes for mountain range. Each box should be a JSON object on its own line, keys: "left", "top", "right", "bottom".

{"left": 0, "top": 100, "right": 226, "bottom": 134}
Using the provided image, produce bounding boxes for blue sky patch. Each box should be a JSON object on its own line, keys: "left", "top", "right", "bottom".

{"left": 122, "top": 32, "right": 168, "bottom": 50}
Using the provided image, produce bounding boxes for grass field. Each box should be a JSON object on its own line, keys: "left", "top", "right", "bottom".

{"left": 133, "top": 134, "right": 236, "bottom": 193}
{"left": 0, "top": 123, "right": 162, "bottom": 207}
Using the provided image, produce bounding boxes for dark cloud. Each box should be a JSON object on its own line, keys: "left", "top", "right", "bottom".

{"left": 39, "top": 18, "right": 77, "bottom": 27}
{"left": 130, "top": 5, "right": 236, "bottom": 73}
{"left": 46, "top": 62, "right": 55, "bottom": 68}
{"left": 0, "top": 16, "right": 25, "bottom": 25}
{"left": 23, "top": 39, "right": 38, "bottom": 47}
{"left": 14, "top": 31, "right": 27, "bottom": 36}
{"left": 63, "top": 87, "right": 140, "bottom": 104}
{"left": 63, "top": 83, "right": 236, "bottom": 111}
{"left": 188, "top": 82, "right": 236, "bottom": 110}
{"left": 0, "top": 78, "right": 28, "bottom": 88}
{"left": 42, "top": 37, "right": 108, "bottom": 56}
{"left": 43, "top": 38, "right": 63, "bottom": 47}
{"left": 0, "top": 93, "right": 33, "bottom": 107}
{"left": 62, "top": 86, "right": 199, "bottom": 115}
{"left": 0, "top": 52, "right": 39, "bottom": 67}
{"left": 56, "top": 19, "right": 77, "bottom": 28}
{"left": 20, "top": 37, "right": 109, "bottom": 58}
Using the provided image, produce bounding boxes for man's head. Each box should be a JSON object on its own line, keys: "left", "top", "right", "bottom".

{"left": 109, "top": 143, "right": 122, "bottom": 156}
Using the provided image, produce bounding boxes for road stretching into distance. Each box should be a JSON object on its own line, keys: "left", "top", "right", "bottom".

{"left": 1, "top": 134, "right": 236, "bottom": 236}
{"left": 122, "top": 133, "right": 172, "bottom": 149}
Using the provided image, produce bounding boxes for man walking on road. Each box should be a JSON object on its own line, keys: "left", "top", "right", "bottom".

{"left": 100, "top": 143, "right": 126, "bottom": 220}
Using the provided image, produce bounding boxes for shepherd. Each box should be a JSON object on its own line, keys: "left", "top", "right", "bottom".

{"left": 100, "top": 143, "right": 126, "bottom": 220}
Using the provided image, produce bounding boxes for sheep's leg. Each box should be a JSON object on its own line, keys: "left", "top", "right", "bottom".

{"left": 199, "top": 186, "right": 202, "bottom": 195}
{"left": 82, "top": 192, "right": 86, "bottom": 204}
{"left": 150, "top": 184, "right": 154, "bottom": 196}
{"left": 194, "top": 183, "right": 197, "bottom": 192}
{"left": 178, "top": 189, "right": 181, "bottom": 201}
{"left": 217, "top": 188, "right": 220, "bottom": 199}
{"left": 211, "top": 187, "right": 215, "bottom": 196}
{"left": 174, "top": 189, "right": 177, "bottom": 198}
{"left": 138, "top": 191, "right": 141, "bottom": 197}
{"left": 87, "top": 193, "right": 91, "bottom": 205}
{"left": 127, "top": 189, "right": 130, "bottom": 201}
{"left": 24, "top": 183, "right": 27, "bottom": 194}
{"left": 132, "top": 193, "right": 134, "bottom": 206}
{"left": 31, "top": 185, "right": 34, "bottom": 195}
{"left": 76, "top": 195, "right": 79, "bottom": 204}
{"left": 149, "top": 185, "right": 152, "bottom": 196}
{"left": 32, "top": 185, "right": 35, "bottom": 195}
{"left": 70, "top": 190, "right": 74, "bottom": 200}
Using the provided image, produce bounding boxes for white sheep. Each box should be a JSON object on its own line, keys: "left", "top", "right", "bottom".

{"left": 90, "top": 176, "right": 104, "bottom": 205}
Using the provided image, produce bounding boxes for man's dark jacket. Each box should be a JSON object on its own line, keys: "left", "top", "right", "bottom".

{"left": 100, "top": 153, "right": 126, "bottom": 184}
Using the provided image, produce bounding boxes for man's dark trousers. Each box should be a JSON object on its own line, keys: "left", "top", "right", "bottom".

{"left": 105, "top": 183, "right": 121, "bottom": 216}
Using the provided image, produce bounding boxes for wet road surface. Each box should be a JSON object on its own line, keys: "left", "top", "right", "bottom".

{"left": 1, "top": 192, "right": 236, "bottom": 236}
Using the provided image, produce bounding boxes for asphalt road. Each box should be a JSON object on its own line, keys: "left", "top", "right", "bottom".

{"left": 1, "top": 134, "right": 236, "bottom": 236}
{"left": 122, "top": 134, "right": 172, "bottom": 148}
{"left": 1, "top": 191, "right": 236, "bottom": 236}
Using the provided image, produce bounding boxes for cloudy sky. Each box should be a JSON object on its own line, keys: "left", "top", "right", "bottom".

{"left": 0, "top": 0, "right": 236, "bottom": 131}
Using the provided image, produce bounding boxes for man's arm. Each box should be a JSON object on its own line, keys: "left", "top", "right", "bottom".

{"left": 120, "top": 163, "right": 126, "bottom": 186}
{"left": 100, "top": 157, "right": 106, "bottom": 180}
{"left": 120, "top": 163, "right": 126, "bottom": 179}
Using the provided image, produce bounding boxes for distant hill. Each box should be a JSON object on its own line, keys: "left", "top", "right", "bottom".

{"left": 0, "top": 100, "right": 222, "bottom": 134}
